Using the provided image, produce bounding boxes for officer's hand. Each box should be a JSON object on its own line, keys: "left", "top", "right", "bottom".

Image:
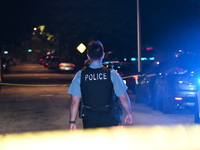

{"left": 124, "top": 113, "right": 133, "bottom": 124}
{"left": 70, "top": 124, "right": 77, "bottom": 130}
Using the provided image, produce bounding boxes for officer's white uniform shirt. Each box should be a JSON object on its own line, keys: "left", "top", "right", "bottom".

{"left": 67, "top": 62, "right": 128, "bottom": 98}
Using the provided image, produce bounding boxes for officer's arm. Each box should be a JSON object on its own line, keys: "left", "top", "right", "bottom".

{"left": 119, "top": 92, "right": 133, "bottom": 124}
{"left": 69, "top": 95, "right": 81, "bottom": 128}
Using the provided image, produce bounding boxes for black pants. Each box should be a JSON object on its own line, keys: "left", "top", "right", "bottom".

{"left": 82, "top": 110, "right": 118, "bottom": 129}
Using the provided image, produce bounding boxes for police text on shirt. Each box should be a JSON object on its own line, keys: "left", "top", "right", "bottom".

{"left": 85, "top": 73, "right": 107, "bottom": 81}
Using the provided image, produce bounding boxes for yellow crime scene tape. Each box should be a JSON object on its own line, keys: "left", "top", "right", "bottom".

{"left": 0, "top": 74, "right": 157, "bottom": 87}
{"left": 1, "top": 125, "right": 200, "bottom": 150}
{"left": 122, "top": 74, "right": 157, "bottom": 84}
{"left": 0, "top": 82, "right": 69, "bottom": 87}
{"left": 122, "top": 75, "right": 140, "bottom": 85}
{"left": 122, "top": 74, "right": 144, "bottom": 85}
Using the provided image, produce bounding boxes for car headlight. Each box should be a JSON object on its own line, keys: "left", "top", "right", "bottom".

{"left": 3, "top": 64, "right": 6, "bottom": 68}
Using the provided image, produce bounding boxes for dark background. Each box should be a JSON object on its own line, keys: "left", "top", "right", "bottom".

{"left": 0, "top": 0, "right": 200, "bottom": 62}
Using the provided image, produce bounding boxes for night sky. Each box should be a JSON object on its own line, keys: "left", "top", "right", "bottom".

{"left": 0, "top": 0, "right": 199, "bottom": 56}
{"left": 139, "top": 0, "right": 200, "bottom": 52}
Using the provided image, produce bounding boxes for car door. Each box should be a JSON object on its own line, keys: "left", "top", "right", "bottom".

{"left": 135, "top": 64, "right": 153, "bottom": 103}
{"left": 135, "top": 61, "right": 166, "bottom": 105}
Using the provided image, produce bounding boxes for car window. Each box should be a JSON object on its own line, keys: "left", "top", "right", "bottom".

{"left": 60, "top": 60, "right": 73, "bottom": 63}
{"left": 52, "top": 58, "right": 62, "bottom": 61}
{"left": 113, "top": 63, "right": 137, "bottom": 72}
{"left": 145, "top": 61, "right": 167, "bottom": 75}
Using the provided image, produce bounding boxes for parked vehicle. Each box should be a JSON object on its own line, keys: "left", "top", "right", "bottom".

{"left": 47, "top": 57, "right": 62, "bottom": 69}
{"left": 56, "top": 61, "right": 76, "bottom": 73}
{"left": 1, "top": 57, "right": 9, "bottom": 73}
{"left": 43, "top": 56, "right": 60, "bottom": 68}
{"left": 7, "top": 58, "right": 16, "bottom": 66}
{"left": 135, "top": 61, "right": 167, "bottom": 105}
{"left": 43, "top": 56, "right": 51, "bottom": 67}
{"left": 104, "top": 61, "right": 138, "bottom": 93}
{"left": 136, "top": 50, "right": 200, "bottom": 114}
{"left": 38, "top": 56, "right": 46, "bottom": 65}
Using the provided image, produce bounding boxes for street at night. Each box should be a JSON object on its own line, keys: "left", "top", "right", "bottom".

{"left": 1, "top": 1, "right": 200, "bottom": 149}
{"left": 0, "top": 63, "right": 195, "bottom": 134}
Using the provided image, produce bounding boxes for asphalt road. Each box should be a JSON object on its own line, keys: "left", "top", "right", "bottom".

{"left": 0, "top": 63, "right": 195, "bottom": 134}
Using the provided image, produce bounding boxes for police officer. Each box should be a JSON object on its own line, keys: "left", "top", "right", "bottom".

{"left": 68, "top": 40, "right": 133, "bottom": 130}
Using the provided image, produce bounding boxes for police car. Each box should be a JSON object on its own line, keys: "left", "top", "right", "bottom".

{"left": 136, "top": 50, "right": 200, "bottom": 114}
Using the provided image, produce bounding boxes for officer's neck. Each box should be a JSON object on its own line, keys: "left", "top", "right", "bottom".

{"left": 90, "top": 58, "right": 102, "bottom": 63}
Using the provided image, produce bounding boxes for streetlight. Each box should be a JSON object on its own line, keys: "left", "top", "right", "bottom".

{"left": 4, "top": 51, "right": 8, "bottom": 54}
{"left": 28, "top": 49, "right": 32, "bottom": 62}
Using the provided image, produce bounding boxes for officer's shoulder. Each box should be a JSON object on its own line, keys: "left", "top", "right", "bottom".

{"left": 110, "top": 68, "right": 117, "bottom": 72}
{"left": 100, "top": 66, "right": 110, "bottom": 71}
{"left": 110, "top": 69, "right": 119, "bottom": 75}
{"left": 74, "top": 70, "right": 82, "bottom": 77}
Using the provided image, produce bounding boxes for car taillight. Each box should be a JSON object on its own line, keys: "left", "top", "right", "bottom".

{"left": 173, "top": 67, "right": 188, "bottom": 74}
{"left": 45, "top": 63, "right": 48, "bottom": 66}
{"left": 72, "top": 64, "right": 75, "bottom": 67}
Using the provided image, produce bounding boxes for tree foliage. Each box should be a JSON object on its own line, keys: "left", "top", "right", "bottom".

{"left": 34, "top": 0, "right": 137, "bottom": 56}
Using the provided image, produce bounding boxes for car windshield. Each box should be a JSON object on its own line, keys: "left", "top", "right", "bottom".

{"left": 60, "top": 60, "right": 73, "bottom": 63}
{"left": 147, "top": 62, "right": 168, "bottom": 74}
{"left": 175, "top": 53, "right": 200, "bottom": 71}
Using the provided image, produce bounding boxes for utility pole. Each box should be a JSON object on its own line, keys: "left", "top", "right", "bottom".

{"left": 0, "top": 42, "right": 3, "bottom": 82}
{"left": 0, "top": 42, "right": 3, "bottom": 92}
{"left": 0, "top": 55, "right": 1, "bottom": 93}
{"left": 137, "top": 0, "right": 142, "bottom": 73}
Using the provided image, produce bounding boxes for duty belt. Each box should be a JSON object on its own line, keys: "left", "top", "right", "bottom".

{"left": 84, "top": 105, "right": 110, "bottom": 112}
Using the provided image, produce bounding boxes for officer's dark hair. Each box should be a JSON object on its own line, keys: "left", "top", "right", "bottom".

{"left": 87, "top": 40, "right": 104, "bottom": 60}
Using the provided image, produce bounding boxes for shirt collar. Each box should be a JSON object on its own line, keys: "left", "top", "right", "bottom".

{"left": 89, "top": 62, "right": 103, "bottom": 69}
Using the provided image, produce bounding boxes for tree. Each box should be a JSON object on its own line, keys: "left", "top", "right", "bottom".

{"left": 33, "top": 0, "right": 137, "bottom": 57}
